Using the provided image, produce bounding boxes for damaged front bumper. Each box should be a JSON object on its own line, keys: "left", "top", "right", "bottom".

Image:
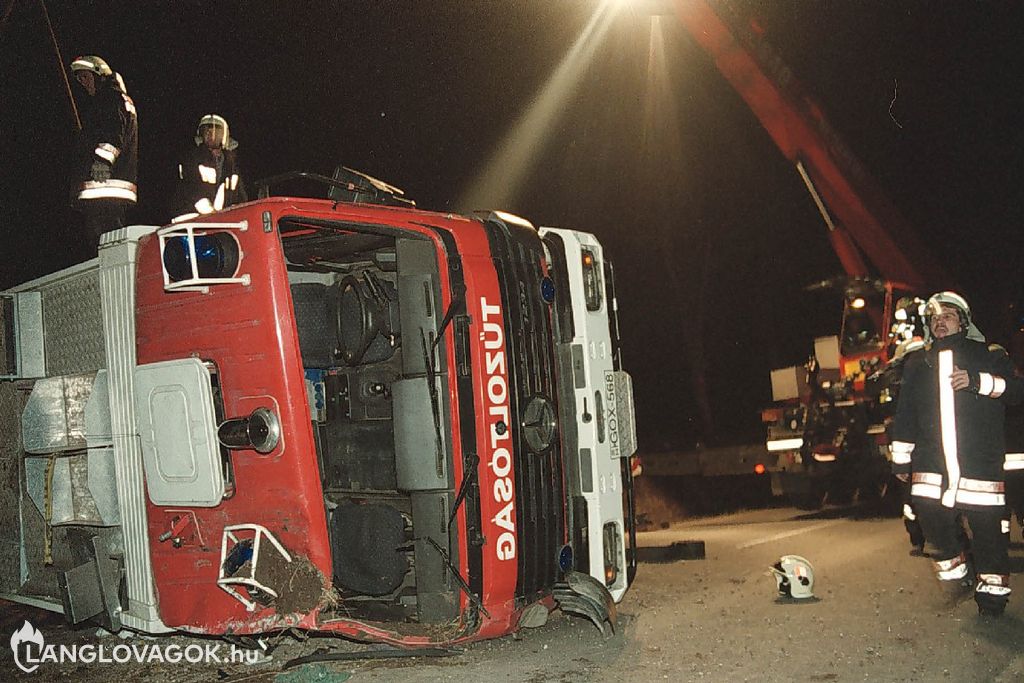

{"left": 553, "top": 571, "right": 616, "bottom": 636}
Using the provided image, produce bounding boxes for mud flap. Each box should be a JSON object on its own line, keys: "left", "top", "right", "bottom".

{"left": 57, "top": 536, "right": 123, "bottom": 631}
{"left": 552, "top": 570, "right": 616, "bottom": 636}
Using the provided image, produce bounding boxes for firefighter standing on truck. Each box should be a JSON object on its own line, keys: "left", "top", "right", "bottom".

{"left": 890, "top": 291, "right": 1023, "bottom": 616}
{"left": 173, "top": 114, "right": 247, "bottom": 222}
{"left": 70, "top": 55, "right": 138, "bottom": 243}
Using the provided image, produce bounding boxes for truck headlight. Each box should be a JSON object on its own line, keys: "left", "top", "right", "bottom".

{"left": 603, "top": 522, "right": 620, "bottom": 586}
{"left": 581, "top": 248, "right": 603, "bottom": 311}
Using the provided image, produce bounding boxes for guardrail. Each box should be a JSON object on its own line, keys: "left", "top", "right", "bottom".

{"left": 640, "top": 443, "right": 771, "bottom": 478}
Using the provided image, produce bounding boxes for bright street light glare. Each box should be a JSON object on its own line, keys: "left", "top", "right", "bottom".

{"left": 459, "top": 4, "right": 616, "bottom": 210}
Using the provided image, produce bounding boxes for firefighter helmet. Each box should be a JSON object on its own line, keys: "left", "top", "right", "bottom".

{"left": 195, "top": 114, "right": 238, "bottom": 151}
{"left": 770, "top": 554, "right": 815, "bottom": 599}
{"left": 69, "top": 55, "right": 113, "bottom": 77}
{"left": 925, "top": 290, "right": 985, "bottom": 342}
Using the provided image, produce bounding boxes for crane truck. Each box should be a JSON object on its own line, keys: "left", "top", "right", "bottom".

{"left": 639, "top": 0, "right": 951, "bottom": 506}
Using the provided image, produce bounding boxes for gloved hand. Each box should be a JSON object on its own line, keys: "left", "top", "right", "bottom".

{"left": 90, "top": 160, "right": 112, "bottom": 182}
{"left": 950, "top": 365, "right": 978, "bottom": 393}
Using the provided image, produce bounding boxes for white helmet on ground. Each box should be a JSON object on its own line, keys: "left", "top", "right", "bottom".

{"left": 770, "top": 555, "right": 815, "bottom": 599}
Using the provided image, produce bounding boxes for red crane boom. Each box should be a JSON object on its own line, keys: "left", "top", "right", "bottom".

{"left": 672, "top": 0, "right": 949, "bottom": 291}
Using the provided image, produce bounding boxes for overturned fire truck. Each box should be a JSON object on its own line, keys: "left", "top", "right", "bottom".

{"left": 0, "top": 169, "right": 637, "bottom": 645}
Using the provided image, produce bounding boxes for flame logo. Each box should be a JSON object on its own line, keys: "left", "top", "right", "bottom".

{"left": 10, "top": 620, "right": 45, "bottom": 673}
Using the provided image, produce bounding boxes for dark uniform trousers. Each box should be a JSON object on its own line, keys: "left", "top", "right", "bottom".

{"left": 916, "top": 499, "right": 1008, "bottom": 575}
{"left": 81, "top": 200, "right": 128, "bottom": 242}
{"left": 916, "top": 497, "right": 1010, "bottom": 612}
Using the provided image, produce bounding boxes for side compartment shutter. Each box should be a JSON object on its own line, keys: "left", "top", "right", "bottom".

{"left": 134, "top": 358, "right": 224, "bottom": 506}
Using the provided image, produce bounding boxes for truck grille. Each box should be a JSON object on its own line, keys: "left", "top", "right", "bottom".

{"left": 484, "top": 219, "right": 565, "bottom": 603}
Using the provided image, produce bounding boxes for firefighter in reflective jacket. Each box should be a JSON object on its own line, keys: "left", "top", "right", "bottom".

{"left": 70, "top": 56, "right": 138, "bottom": 241}
{"left": 174, "top": 114, "right": 247, "bottom": 221}
{"left": 890, "top": 291, "right": 1023, "bottom": 616}
{"left": 883, "top": 296, "right": 929, "bottom": 554}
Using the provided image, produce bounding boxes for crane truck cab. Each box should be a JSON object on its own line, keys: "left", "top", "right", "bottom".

{"left": 763, "top": 278, "right": 917, "bottom": 506}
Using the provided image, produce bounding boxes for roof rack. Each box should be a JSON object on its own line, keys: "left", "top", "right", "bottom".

{"left": 254, "top": 165, "right": 415, "bottom": 208}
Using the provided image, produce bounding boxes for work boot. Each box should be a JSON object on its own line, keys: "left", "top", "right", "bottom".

{"left": 974, "top": 575, "right": 1010, "bottom": 617}
{"left": 975, "top": 592, "right": 1006, "bottom": 618}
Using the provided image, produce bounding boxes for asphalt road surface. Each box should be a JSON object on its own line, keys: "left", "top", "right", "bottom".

{"left": 3, "top": 503, "right": 1023, "bottom": 682}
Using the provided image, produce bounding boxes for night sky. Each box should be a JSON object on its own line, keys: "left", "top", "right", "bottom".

{"left": 3, "top": 1, "right": 1023, "bottom": 450}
